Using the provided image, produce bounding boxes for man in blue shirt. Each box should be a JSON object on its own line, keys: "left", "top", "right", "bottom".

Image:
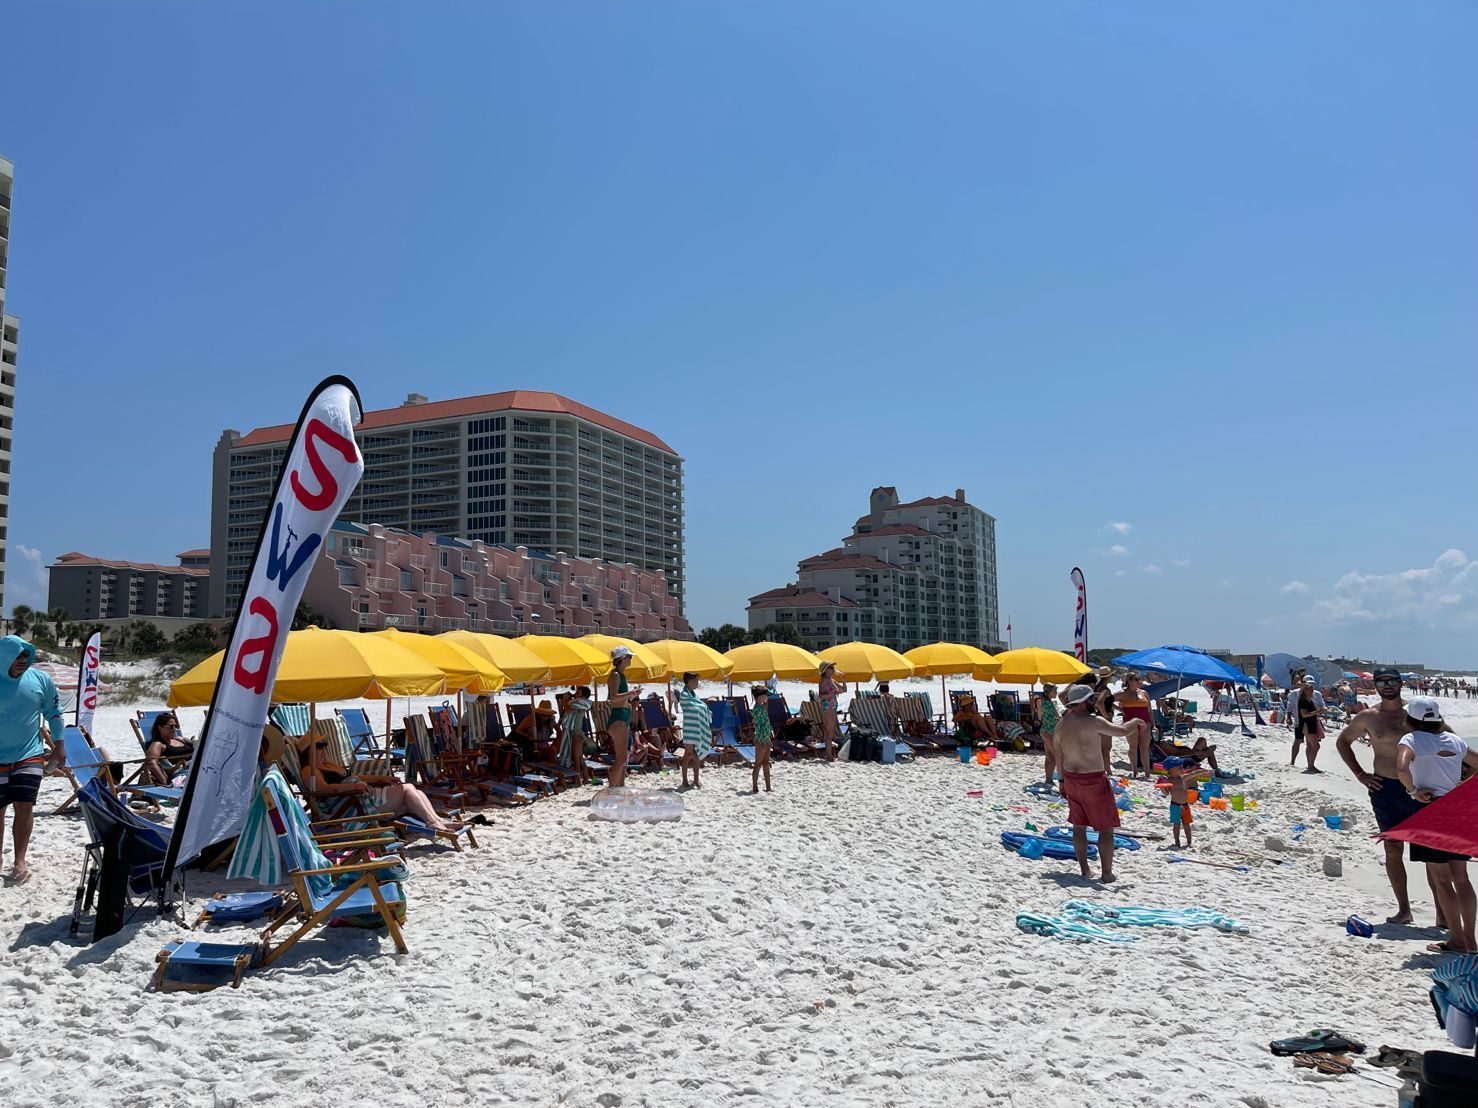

{"left": 0, "top": 636, "right": 66, "bottom": 884}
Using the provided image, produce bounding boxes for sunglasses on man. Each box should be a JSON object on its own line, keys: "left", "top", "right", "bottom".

{"left": 1373, "top": 677, "right": 1401, "bottom": 688}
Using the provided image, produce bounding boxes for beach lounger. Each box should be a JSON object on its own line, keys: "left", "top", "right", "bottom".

{"left": 230, "top": 766, "right": 408, "bottom": 968}
{"left": 337, "top": 706, "right": 401, "bottom": 760}
{"left": 707, "top": 699, "right": 754, "bottom": 765}
{"left": 269, "top": 703, "right": 313, "bottom": 740}
{"left": 52, "top": 724, "right": 181, "bottom": 815}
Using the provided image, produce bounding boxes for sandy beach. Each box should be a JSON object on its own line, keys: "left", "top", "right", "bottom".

{"left": 4, "top": 681, "right": 1476, "bottom": 1107}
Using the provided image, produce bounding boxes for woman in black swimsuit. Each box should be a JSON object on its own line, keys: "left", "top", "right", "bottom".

{"left": 145, "top": 713, "right": 195, "bottom": 785}
{"left": 1292, "top": 678, "right": 1325, "bottom": 772}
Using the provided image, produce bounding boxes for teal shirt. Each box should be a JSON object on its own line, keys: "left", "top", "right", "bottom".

{"left": 0, "top": 637, "right": 66, "bottom": 765}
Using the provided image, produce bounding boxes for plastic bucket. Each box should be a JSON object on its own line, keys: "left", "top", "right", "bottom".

{"left": 1230, "top": 794, "right": 1245, "bottom": 811}
{"left": 976, "top": 750, "right": 991, "bottom": 765}
{"left": 1324, "top": 814, "right": 1343, "bottom": 830}
{"left": 958, "top": 745, "right": 973, "bottom": 763}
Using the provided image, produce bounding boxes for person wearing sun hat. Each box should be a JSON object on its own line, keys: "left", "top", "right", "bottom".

{"left": 817, "top": 660, "right": 847, "bottom": 763}
{"left": 1291, "top": 674, "right": 1326, "bottom": 772}
{"left": 1052, "top": 682, "right": 1149, "bottom": 883}
{"left": 606, "top": 645, "right": 637, "bottom": 787}
{"left": 1397, "top": 696, "right": 1478, "bottom": 953}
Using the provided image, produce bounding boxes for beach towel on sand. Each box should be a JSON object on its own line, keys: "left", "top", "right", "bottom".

{"left": 1016, "top": 912, "right": 1138, "bottom": 945}
{"left": 1061, "top": 900, "right": 1249, "bottom": 935}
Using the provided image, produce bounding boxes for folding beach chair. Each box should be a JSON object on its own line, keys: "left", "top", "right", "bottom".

{"left": 53, "top": 725, "right": 181, "bottom": 815}
{"left": 337, "top": 707, "right": 400, "bottom": 760}
{"left": 707, "top": 698, "right": 753, "bottom": 765}
{"left": 230, "top": 766, "right": 408, "bottom": 968}
{"left": 269, "top": 703, "right": 313, "bottom": 740}
{"left": 896, "top": 694, "right": 949, "bottom": 752}
{"left": 72, "top": 777, "right": 173, "bottom": 939}
{"left": 128, "top": 710, "right": 191, "bottom": 787}
{"left": 402, "top": 715, "right": 477, "bottom": 807}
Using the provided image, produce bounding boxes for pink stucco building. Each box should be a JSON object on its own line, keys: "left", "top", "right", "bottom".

{"left": 304, "top": 522, "right": 691, "bottom": 640}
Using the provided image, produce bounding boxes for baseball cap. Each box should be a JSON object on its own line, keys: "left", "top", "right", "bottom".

{"left": 1406, "top": 696, "right": 1443, "bottom": 723}
{"left": 1372, "top": 665, "right": 1401, "bottom": 681}
{"left": 1302, "top": 675, "right": 1316, "bottom": 685}
{"left": 1161, "top": 756, "right": 1188, "bottom": 769}
{"left": 1065, "top": 684, "right": 1097, "bottom": 706}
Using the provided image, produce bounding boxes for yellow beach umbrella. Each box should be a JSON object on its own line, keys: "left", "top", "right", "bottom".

{"left": 515, "top": 634, "right": 614, "bottom": 685}
{"left": 168, "top": 627, "right": 446, "bottom": 707}
{"left": 724, "top": 642, "right": 824, "bottom": 682}
{"left": 645, "top": 639, "right": 734, "bottom": 680}
{"left": 903, "top": 642, "right": 1001, "bottom": 678}
{"left": 438, "top": 630, "right": 551, "bottom": 685}
{"left": 371, "top": 628, "right": 506, "bottom": 693}
{"left": 578, "top": 634, "right": 669, "bottom": 682}
{"left": 903, "top": 642, "right": 1002, "bottom": 709}
{"left": 817, "top": 642, "right": 916, "bottom": 682}
{"left": 989, "top": 646, "right": 1092, "bottom": 685}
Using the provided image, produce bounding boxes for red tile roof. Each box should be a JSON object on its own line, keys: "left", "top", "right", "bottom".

{"left": 233, "top": 390, "right": 676, "bottom": 453}
{"left": 53, "top": 552, "right": 208, "bottom": 576}
{"left": 802, "top": 554, "right": 897, "bottom": 572}
{"left": 747, "top": 587, "right": 857, "bottom": 610}
{"left": 177, "top": 548, "right": 210, "bottom": 559}
{"left": 798, "top": 547, "right": 851, "bottom": 565}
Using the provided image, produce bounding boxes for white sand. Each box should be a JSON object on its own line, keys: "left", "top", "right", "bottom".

{"left": 4, "top": 682, "right": 1476, "bottom": 1107}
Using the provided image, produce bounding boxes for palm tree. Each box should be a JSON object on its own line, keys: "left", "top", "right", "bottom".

{"left": 48, "top": 608, "right": 70, "bottom": 643}
{"left": 9, "top": 604, "right": 34, "bottom": 636}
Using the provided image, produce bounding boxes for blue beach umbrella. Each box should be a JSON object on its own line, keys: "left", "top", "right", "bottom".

{"left": 1111, "top": 645, "right": 1257, "bottom": 686}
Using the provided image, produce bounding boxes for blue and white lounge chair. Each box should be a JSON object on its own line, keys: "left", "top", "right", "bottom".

{"left": 707, "top": 699, "right": 754, "bottom": 764}
{"left": 153, "top": 940, "right": 263, "bottom": 992}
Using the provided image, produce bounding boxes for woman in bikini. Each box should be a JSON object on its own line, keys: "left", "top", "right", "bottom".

{"left": 298, "top": 732, "right": 463, "bottom": 833}
{"left": 818, "top": 661, "right": 846, "bottom": 762}
{"left": 606, "top": 646, "right": 636, "bottom": 786}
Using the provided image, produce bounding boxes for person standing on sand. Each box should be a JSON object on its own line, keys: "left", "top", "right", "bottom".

{"left": 676, "top": 672, "right": 711, "bottom": 789}
{"left": 1336, "top": 665, "right": 1455, "bottom": 925}
{"left": 1291, "top": 675, "right": 1325, "bottom": 771}
{"left": 0, "top": 636, "right": 67, "bottom": 885}
{"left": 1396, "top": 697, "right": 1478, "bottom": 953}
{"left": 606, "top": 646, "right": 636, "bottom": 787}
{"left": 818, "top": 661, "right": 846, "bottom": 762}
{"left": 1115, "top": 673, "right": 1154, "bottom": 779}
{"left": 1039, "top": 684, "right": 1059, "bottom": 790}
{"left": 1054, "top": 684, "right": 1148, "bottom": 883}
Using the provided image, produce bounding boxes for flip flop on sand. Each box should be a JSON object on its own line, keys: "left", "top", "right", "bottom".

{"left": 1368, "top": 1046, "right": 1421, "bottom": 1071}
{"left": 1292, "top": 1052, "right": 1356, "bottom": 1076}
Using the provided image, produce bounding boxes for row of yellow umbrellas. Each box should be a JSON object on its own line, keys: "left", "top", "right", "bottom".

{"left": 167, "top": 628, "right": 1090, "bottom": 708}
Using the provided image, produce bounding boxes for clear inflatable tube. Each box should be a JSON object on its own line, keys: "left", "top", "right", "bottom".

{"left": 589, "top": 786, "right": 685, "bottom": 823}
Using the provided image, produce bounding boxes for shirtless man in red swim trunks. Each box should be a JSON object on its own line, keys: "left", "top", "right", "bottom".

{"left": 1054, "top": 683, "right": 1149, "bottom": 883}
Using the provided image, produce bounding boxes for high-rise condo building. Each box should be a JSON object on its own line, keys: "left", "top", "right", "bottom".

{"left": 747, "top": 486, "right": 1001, "bottom": 652}
{"left": 210, "top": 390, "right": 684, "bottom": 619}
{"left": 0, "top": 157, "right": 18, "bottom": 613}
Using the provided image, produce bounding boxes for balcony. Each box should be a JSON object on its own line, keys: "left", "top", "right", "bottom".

{"left": 368, "top": 576, "right": 398, "bottom": 592}
{"left": 408, "top": 554, "right": 429, "bottom": 568}
{"left": 425, "top": 583, "right": 449, "bottom": 596}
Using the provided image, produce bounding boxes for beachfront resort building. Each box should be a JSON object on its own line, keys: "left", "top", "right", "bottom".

{"left": 0, "top": 156, "right": 19, "bottom": 614}
{"left": 210, "top": 390, "right": 685, "bottom": 618}
{"left": 301, "top": 522, "right": 691, "bottom": 640}
{"left": 747, "top": 486, "right": 1001, "bottom": 653}
{"left": 46, "top": 550, "right": 210, "bottom": 622}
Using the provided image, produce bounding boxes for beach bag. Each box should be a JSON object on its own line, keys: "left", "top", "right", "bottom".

{"left": 1420, "top": 1051, "right": 1478, "bottom": 1105}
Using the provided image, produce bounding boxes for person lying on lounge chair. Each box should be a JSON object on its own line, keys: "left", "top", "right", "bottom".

{"left": 953, "top": 696, "right": 1000, "bottom": 744}
{"left": 1151, "top": 734, "right": 1222, "bottom": 777}
{"left": 298, "top": 733, "right": 464, "bottom": 834}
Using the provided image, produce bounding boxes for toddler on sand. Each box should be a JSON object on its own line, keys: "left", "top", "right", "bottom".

{"left": 1163, "top": 756, "right": 1211, "bottom": 848}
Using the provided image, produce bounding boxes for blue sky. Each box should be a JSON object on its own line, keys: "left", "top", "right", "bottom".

{"left": 3, "top": 2, "right": 1475, "bottom": 666}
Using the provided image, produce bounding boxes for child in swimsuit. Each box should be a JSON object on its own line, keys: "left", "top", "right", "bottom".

{"left": 1163, "top": 756, "right": 1211, "bottom": 848}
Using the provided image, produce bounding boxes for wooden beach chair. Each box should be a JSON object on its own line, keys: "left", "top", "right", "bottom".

{"left": 247, "top": 767, "right": 409, "bottom": 967}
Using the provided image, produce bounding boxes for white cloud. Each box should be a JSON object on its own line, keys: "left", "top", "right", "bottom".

{"left": 1280, "top": 580, "right": 1309, "bottom": 595}
{"left": 1171, "top": 558, "right": 1191, "bottom": 568}
{"left": 1142, "top": 564, "right": 1163, "bottom": 575}
{"left": 1307, "top": 549, "right": 1478, "bottom": 628}
{"left": 1105, "top": 522, "right": 1132, "bottom": 535}
{"left": 1101, "top": 544, "right": 1129, "bottom": 557}
{"left": 9, "top": 545, "right": 48, "bottom": 613}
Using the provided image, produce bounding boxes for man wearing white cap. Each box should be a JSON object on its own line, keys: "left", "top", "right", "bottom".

{"left": 1053, "top": 683, "right": 1148, "bottom": 883}
{"left": 1289, "top": 675, "right": 1325, "bottom": 771}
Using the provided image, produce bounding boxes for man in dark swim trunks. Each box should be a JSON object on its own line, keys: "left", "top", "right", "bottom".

{"left": 1336, "top": 664, "right": 1455, "bottom": 925}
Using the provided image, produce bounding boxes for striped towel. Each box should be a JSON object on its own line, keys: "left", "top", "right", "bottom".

{"left": 312, "top": 717, "right": 357, "bottom": 770}
{"left": 228, "top": 767, "right": 334, "bottom": 897}
{"left": 270, "top": 704, "right": 313, "bottom": 739}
